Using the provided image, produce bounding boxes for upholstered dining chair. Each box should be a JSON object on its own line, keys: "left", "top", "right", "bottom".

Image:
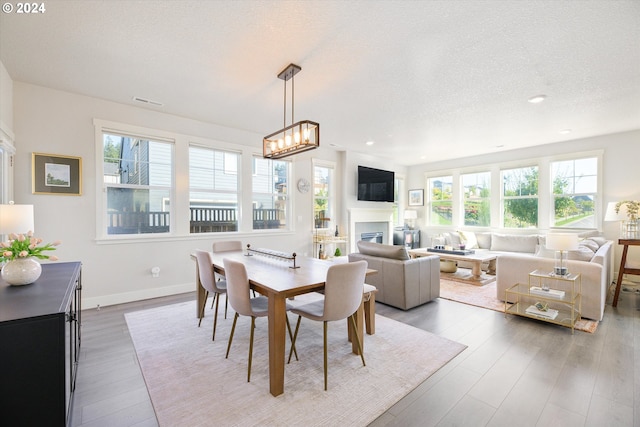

{"left": 194, "top": 249, "right": 227, "bottom": 341}
{"left": 211, "top": 240, "right": 248, "bottom": 303}
{"left": 287, "top": 260, "right": 368, "bottom": 390}
{"left": 223, "top": 258, "right": 297, "bottom": 382}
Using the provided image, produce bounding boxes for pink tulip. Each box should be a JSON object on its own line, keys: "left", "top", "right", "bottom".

{"left": 18, "top": 250, "right": 29, "bottom": 257}
{"left": 49, "top": 255, "right": 59, "bottom": 261}
{"left": 3, "top": 251, "right": 12, "bottom": 257}
{"left": 17, "top": 234, "right": 26, "bottom": 242}
{"left": 27, "top": 230, "right": 33, "bottom": 237}
{"left": 9, "top": 233, "right": 17, "bottom": 240}
{"left": 0, "top": 242, "right": 8, "bottom": 248}
{"left": 52, "top": 240, "right": 62, "bottom": 246}
{"left": 29, "top": 243, "right": 37, "bottom": 250}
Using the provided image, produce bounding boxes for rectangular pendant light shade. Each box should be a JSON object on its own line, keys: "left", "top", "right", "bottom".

{"left": 263, "top": 120, "right": 320, "bottom": 159}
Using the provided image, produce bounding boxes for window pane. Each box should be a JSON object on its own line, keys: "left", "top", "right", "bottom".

{"left": 106, "top": 187, "right": 170, "bottom": 234}
{"left": 462, "top": 171, "right": 490, "bottom": 226}
{"left": 252, "top": 158, "right": 289, "bottom": 230}
{"left": 552, "top": 157, "right": 597, "bottom": 228}
{"left": 502, "top": 166, "right": 538, "bottom": 228}
{"left": 103, "top": 133, "right": 173, "bottom": 235}
{"left": 314, "top": 165, "right": 331, "bottom": 228}
{"left": 189, "top": 146, "right": 239, "bottom": 233}
{"left": 429, "top": 176, "right": 452, "bottom": 226}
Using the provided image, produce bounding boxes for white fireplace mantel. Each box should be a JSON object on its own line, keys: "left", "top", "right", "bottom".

{"left": 348, "top": 208, "right": 395, "bottom": 253}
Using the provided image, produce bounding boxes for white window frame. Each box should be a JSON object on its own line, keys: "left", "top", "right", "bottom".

{"left": 312, "top": 159, "right": 336, "bottom": 230}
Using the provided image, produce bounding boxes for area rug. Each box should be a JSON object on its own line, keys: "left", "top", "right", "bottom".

{"left": 439, "top": 278, "right": 599, "bottom": 333}
{"left": 125, "top": 295, "right": 467, "bottom": 427}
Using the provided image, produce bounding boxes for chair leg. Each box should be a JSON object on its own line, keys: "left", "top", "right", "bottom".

{"left": 212, "top": 293, "right": 220, "bottom": 341}
{"left": 198, "top": 290, "right": 209, "bottom": 327}
{"left": 286, "top": 314, "right": 298, "bottom": 362}
{"left": 224, "top": 294, "right": 228, "bottom": 319}
{"left": 248, "top": 316, "right": 256, "bottom": 382}
{"left": 323, "top": 321, "right": 328, "bottom": 391}
{"left": 226, "top": 312, "right": 239, "bottom": 359}
{"left": 288, "top": 315, "right": 302, "bottom": 364}
{"left": 349, "top": 315, "right": 366, "bottom": 367}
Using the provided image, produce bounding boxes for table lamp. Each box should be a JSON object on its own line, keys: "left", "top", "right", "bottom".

{"left": 403, "top": 209, "right": 417, "bottom": 229}
{"left": 0, "top": 202, "right": 35, "bottom": 236}
{"left": 546, "top": 233, "right": 579, "bottom": 276}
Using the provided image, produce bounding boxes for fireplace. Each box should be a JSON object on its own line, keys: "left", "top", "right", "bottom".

{"left": 348, "top": 208, "right": 395, "bottom": 253}
{"left": 361, "top": 232, "right": 383, "bottom": 243}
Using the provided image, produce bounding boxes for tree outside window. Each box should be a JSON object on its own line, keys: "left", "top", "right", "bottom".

{"left": 502, "top": 166, "right": 538, "bottom": 228}
{"left": 552, "top": 157, "right": 597, "bottom": 228}
{"left": 428, "top": 176, "right": 453, "bottom": 226}
{"left": 462, "top": 171, "right": 490, "bottom": 227}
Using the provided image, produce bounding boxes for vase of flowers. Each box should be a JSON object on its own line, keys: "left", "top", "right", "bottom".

{"left": 616, "top": 200, "right": 640, "bottom": 238}
{"left": 0, "top": 232, "right": 60, "bottom": 286}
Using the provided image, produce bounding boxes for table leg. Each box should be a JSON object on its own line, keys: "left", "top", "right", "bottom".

{"left": 613, "top": 244, "right": 629, "bottom": 307}
{"left": 268, "top": 293, "right": 287, "bottom": 396}
{"left": 351, "top": 300, "right": 365, "bottom": 355}
{"left": 471, "top": 261, "right": 482, "bottom": 279}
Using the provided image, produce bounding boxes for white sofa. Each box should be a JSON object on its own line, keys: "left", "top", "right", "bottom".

{"left": 435, "top": 231, "right": 613, "bottom": 321}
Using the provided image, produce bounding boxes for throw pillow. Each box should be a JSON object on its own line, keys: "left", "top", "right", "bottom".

{"left": 458, "top": 230, "right": 479, "bottom": 249}
{"left": 476, "top": 232, "right": 492, "bottom": 249}
{"left": 568, "top": 245, "right": 596, "bottom": 261}
{"left": 534, "top": 244, "right": 556, "bottom": 259}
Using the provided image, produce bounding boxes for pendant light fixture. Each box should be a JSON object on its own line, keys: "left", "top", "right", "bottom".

{"left": 263, "top": 63, "right": 319, "bottom": 159}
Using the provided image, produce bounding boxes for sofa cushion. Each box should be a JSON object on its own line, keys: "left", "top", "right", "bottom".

{"left": 356, "top": 241, "right": 410, "bottom": 260}
{"left": 476, "top": 232, "right": 492, "bottom": 249}
{"left": 535, "top": 240, "right": 597, "bottom": 262}
{"left": 490, "top": 233, "right": 538, "bottom": 253}
{"left": 458, "top": 230, "right": 479, "bottom": 249}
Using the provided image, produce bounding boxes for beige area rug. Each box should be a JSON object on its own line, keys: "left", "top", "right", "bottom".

{"left": 125, "top": 294, "right": 467, "bottom": 427}
{"left": 439, "top": 278, "right": 599, "bottom": 334}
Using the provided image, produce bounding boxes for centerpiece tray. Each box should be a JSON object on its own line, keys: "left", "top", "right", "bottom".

{"left": 428, "top": 248, "right": 475, "bottom": 255}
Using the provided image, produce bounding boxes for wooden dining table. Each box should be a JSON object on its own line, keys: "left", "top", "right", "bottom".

{"left": 196, "top": 250, "right": 374, "bottom": 396}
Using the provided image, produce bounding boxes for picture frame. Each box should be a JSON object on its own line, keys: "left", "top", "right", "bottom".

{"left": 408, "top": 189, "right": 424, "bottom": 206}
{"left": 32, "top": 152, "right": 82, "bottom": 196}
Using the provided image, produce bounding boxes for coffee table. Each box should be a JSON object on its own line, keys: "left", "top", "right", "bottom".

{"left": 408, "top": 248, "right": 498, "bottom": 286}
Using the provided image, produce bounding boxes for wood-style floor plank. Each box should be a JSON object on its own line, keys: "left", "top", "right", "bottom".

{"left": 70, "top": 284, "right": 640, "bottom": 427}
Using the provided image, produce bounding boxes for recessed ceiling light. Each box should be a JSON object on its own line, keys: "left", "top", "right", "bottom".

{"left": 495, "top": 144, "right": 505, "bottom": 148}
{"left": 528, "top": 95, "right": 547, "bottom": 104}
{"left": 559, "top": 129, "right": 572, "bottom": 134}
{"left": 365, "top": 141, "right": 375, "bottom": 146}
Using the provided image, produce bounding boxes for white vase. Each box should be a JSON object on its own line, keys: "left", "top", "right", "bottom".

{"left": 1, "top": 258, "right": 43, "bottom": 286}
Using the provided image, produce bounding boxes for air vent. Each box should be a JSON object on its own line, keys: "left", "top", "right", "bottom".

{"left": 132, "top": 96, "right": 164, "bottom": 107}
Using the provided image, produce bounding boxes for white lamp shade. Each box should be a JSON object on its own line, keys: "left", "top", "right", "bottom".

{"left": 546, "top": 233, "right": 579, "bottom": 251}
{"left": 0, "top": 204, "right": 35, "bottom": 235}
{"left": 604, "top": 202, "right": 627, "bottom": 221}
{"left": 403, "top": 210, "right": 418, "bottom": 220}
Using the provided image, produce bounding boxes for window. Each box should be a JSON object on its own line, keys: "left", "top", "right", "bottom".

{"left": 189, "top": 146, "right": 239, "bottom": 233}
{"left": 252, "top": 157, "right": 290, "bottom": 230}
{"left": 103, "top": 132, "right": 173, "bottom": 235}
{"left": 313, "top": 161, "right": 334, "bottom": 229}
{"left": 551, "top": 157, "right": 597, "bottom": 229}
{"left": 502, "top": 166, "right": 538, "bottom": 228}
{"left": 462, "top": 171, "right": 490, "bottom": 227}
{"left": 428, "top": 175, "right": 453, "bottom": 226}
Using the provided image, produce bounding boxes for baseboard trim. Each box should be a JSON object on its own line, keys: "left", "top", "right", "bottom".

{"left": 82, "top": 282, "right": 194, "bottom": 309}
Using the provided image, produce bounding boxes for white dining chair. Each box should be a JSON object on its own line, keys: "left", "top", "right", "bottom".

{"left": 287, "top": 260, "right": 368, "bottom": 390}
{"left": 223, "top": 258, "right": 297, "bottom": 382}
{"left": 211, "top": 240, "right": 243, "bottom": 309}
{"left": 194, "top": 249, "right": 227, "bottom": 341}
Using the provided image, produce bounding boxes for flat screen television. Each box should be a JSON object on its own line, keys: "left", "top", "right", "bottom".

{"left": 357, "top": 165, "right": 395, "bottom": 202}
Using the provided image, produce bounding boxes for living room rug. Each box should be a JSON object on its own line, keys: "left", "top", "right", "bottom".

{"left": 439, "top": 278, "right": 599, "bottom": 334}
{"left": 125, "top": 295, "right": 467, "bottom": 426}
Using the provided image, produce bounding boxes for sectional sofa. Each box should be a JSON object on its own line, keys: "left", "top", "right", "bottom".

{"left": 436, "top": 231, "right": 613, "bottom": 321}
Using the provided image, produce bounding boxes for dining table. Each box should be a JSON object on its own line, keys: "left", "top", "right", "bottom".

{"left": 196, "top": 250, "right": 375, "bottom": 396}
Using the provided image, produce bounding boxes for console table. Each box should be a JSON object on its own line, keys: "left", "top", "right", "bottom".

{"left": 0, "top": 261, "right": 82, "bottom": 426}
{"left": 612, "top": 239, "right": 640, "bottom": 307}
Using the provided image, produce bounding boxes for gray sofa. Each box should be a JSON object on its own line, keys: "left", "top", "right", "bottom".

{"left": 348, "top": 241, "right": 440, "bottom": 310}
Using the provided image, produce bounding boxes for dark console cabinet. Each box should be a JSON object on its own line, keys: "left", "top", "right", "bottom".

{"left": 0, "top": 262, "right": 82, "bottom": 426}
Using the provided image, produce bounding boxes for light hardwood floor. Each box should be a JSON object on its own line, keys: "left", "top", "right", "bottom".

{"left": 70, "top": 282, "right": 639, "bottom": 427}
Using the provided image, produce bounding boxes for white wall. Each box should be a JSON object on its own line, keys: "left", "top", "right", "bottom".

{"left": 12, "top": 82, "right": 340, "bottom": 308}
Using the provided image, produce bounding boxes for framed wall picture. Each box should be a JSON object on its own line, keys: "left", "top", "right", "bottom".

{"left": 32, "top": 153, "right": 82, "bottom": 196}
{"left": 408, "top": 189, "right": 424, "bottom": 206}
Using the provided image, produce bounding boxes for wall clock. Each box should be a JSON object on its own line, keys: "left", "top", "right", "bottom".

{"left": 297, "top": 178, "right": 311, "bottom": 193}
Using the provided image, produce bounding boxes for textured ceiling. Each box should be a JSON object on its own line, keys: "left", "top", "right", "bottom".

{"left": 1, "top": 0, "right": 639, "bottom": 165}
